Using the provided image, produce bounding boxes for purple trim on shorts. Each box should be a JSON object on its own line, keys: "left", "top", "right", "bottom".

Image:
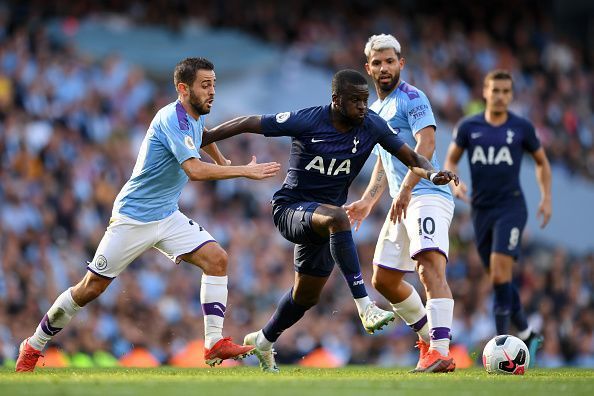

{"left": 410, "top": 315, "right": 428, "bottom": 332}
{"left": 202, "top": 302, "right": 226, "bottom": 317}
{"left": 176, "top": 240, "right": 217, "bottom": 263}
{"left": 430, "top": 327, "right": 451, "bottom": 340}
{"left": 411, "top": 247, "right": 449, "bottom": 263}
{"left": 86, "top": 267, "right": 115, "bottom": 279}
{"left": 40, "top": 313, "right": 62, "bottom": 336}
{"left": 373, "top": 262, "right": 415, "bottom": 273}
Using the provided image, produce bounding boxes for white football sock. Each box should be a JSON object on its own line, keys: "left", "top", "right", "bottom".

{"left": 517, "top": 326, "right": 532, "bottom": 341}
{"left": 28, "top": 288, "right": 82, "bottom": 351}
{"left": 256, "top": 330, "right": 273, "bottom": 350}
{"left": 426, "top": 298, "right": 454, "bottom": 356}
{"left": 391, "top": 288, "right": 430, "bottom": 343}
{"left": 354, "top": 296, "right": 373, "bottom": 315}
{"left": 201, "top": 275, "right": 228, "bottom": 349}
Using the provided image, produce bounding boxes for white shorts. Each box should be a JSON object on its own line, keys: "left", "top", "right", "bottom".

{"left": 373, "top": 194, "right": 454, "bottom": 272}
{"left": 87, "top": 211, "right": 216, "bottom": 278}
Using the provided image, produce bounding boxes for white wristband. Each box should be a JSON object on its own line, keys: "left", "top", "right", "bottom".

{"left": 429, "top": 172, "right": 437, "bottom": 182}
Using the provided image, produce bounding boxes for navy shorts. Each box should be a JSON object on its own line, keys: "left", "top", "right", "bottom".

{"left": 471, "top": 201, "right": 527, "bottom": 268}
{"left": 272, "top": 200, "right": 334, "bottom": 277}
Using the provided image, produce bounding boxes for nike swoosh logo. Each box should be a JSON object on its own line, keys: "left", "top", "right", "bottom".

{"left": 311, "top": 138, "right": 325, "bottom": 143}
{"left": 503, "top": 350, "right": 515, "bottom": 369}
{"left": 354, "top": 274, "right": 362, "bottom": 280}
{"left": 214, "top": 305, "right": 225, "bottom": 314}
{"left": 471, "top": 132, "right": 482, "bottom": 139}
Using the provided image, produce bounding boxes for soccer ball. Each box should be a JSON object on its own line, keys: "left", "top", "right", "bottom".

{"left": 482, "top": 335, "right": 530, "bottom": 375}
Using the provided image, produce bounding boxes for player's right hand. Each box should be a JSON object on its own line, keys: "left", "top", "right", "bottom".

{"left": 343, "top": 199, "right": 372, "bottom": 232}
{"left": 245, "top": 156, "right": 281, "bottom": 180}
{"left": 451, "top": 179, "right": 470, "bottom": 203}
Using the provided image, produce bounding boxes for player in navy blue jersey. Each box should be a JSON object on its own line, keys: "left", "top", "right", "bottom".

{"left": 202, "top": 69, "right": 458, "bottom": 372}
{"left": 444, "top": 70, "right": 552, "bottom": 363}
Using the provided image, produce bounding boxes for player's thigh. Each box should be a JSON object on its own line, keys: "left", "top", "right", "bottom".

{"left": 272, "top": 201, "right": 326, "bottom": 245}
{"left": 153, "top": 211, "right": 217, "bottom": 264}
{"left": 88, "top": 216, "right": 156, "bottom": 279}
{"left": 405, "top": 195, "right": 454, "bottom": 263}
{"left": 471, "top": 208, "right": 496, "bottom": 268}
{"left": 372, "top": 211, "right": 415, "bottom": 273}
{"left": 492, "top": 205, "right": 527, "bottom": 260}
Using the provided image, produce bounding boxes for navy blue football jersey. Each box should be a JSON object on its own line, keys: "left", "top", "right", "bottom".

{"left": 261, "top": 105, "right": 405, "bottom": 206}
{"left": 454, "top": 111, "right": 541, "bottom": 208}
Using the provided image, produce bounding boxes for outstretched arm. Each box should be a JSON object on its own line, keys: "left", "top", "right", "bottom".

{"left": 389, "top": 141, "right": 458, "bottom": 186}
{"left": 201, "top": 115, "right": 263, "bottom": 147}
{"left": 181, "top": 156, "right": 280, "bottom": 181}
{"left": 531, "top": 147, "right": 552, "bottom": 228}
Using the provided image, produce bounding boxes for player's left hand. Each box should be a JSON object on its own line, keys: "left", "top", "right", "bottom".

{"left": 537, "top": 197, "right": 552, "bottom": 228}
{"left": 390, "top": 188, "right": 411, "bottom": 224}
{"left": 431, "top": 170, "right": 459, "bottom": 186}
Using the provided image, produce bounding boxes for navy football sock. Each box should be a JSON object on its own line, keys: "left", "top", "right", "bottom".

{"left": 329, "top": 231, "right": 368, "bottom": 299}
{"left": 493, "top": 282, "right": 512, "bottom": 334}
{"left": 262, "top": 289, "right": 309, "bottom": 342}
{"left": 510, "top": 283, "right": 529, "bottom": 332}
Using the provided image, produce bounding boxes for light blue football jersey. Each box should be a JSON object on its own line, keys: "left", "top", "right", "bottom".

{"left": 370, "top": 81, "right": 452, "bottom": 201}
{"left": 112, "top": 100, "right": 203, "bottom": 222}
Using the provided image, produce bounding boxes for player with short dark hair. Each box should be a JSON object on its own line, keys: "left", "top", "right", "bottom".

{"left": 345, "top": 34, "right": 457, "bottom": 373}
{"left": 201, "top": 69, "right": 459, "bottom": 373}
{"left": 444, "top": 69, "right": 552, "bottom": 362}
{"left": 15, "top": 57, "right": 281, "bottom": 372}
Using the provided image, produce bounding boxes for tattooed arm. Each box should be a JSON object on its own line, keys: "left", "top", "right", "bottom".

{"left": 343, "top": 157, "right": 388, "bottom": 231}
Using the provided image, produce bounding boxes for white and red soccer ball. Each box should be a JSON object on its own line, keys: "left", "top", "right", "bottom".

{"left": 483, "top": 335, "right": 530, "bottom": 375}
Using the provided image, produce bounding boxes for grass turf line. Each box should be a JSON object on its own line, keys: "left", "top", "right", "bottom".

{"left": 1, "top": 366, "right": 593, "bottom": 396}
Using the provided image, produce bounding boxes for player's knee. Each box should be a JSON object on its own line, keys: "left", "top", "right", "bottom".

{"left": 73, "top": 277, "right": 110, "bottom": 306}
{"left": 371, "top": 272, "right": 389, "bottom": 293}
{"left": 417, "top": 263, "right": 441, "bottom": 286}
{"left": 327, "top": 209, "right": 350, "bottom": 232}
{"left": 204, "top": 248, "right": 228, "bottom": 276}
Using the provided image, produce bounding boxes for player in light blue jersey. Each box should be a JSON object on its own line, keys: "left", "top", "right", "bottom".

{"left": 16, "top": 58, "right": 281, "bottom": 372}
{"left": 345, "top": 34, "right": 456, "bottom": 373}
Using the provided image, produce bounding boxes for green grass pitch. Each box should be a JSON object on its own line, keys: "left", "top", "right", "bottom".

{"left": 1, "top": 366, "right": 593, "bottom": 396}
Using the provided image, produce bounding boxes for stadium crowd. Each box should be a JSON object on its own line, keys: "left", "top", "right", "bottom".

{"left": 0, "top": 1, "right": 593, "bottom": 368}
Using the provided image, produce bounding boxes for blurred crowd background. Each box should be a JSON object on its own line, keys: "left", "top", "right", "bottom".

{"left": 0, "top": 0, "right": 593, "bottom": 368}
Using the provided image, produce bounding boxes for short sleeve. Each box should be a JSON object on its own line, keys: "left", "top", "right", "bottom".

{"left": 156, "top": 114, "right": 201, "bottom": 164}
{"left": 407, "top": 91, "right": 437, "bottom": 134}
{"left": 522, "top": 121, "right": 541, "bottom": 153}
{"left": 453, "top": 119, "right": 469, "bottom": 149}
{"left": 261, "top": 107, "right": 319, "bottom": 137}
{"left": 375, "top": 120, "right": 405, "bottom": 155}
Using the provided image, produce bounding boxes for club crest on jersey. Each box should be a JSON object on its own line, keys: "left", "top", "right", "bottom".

{"left": 506, "top": 129, "right": 515, "bottom": 144}
{"left": 305, "top": 156, "right": 351, "bottom": 175}
{"left": 184, "top": 135, "right": 196, "bottom": 150}
{"left": 275, "top": 112, "right": 290, "bottom": 123}
{"left": 94, "top": 255, "right": 108, "bottom": 270}
{"left": 352, "top": 137, "right": 360, "bottom": 154}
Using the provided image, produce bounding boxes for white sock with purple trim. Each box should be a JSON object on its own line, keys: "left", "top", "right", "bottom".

{"left": 28, "top": 288, "right": 81, "bottom": 351}
{"left": 391, "top": 288, "right": 430, "bottom": 343}
{"left": 426, "top": 298, "right": 454, "bottom": 356}
{"left": 201, "top": 275, "right": 228, "bottom": 349}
